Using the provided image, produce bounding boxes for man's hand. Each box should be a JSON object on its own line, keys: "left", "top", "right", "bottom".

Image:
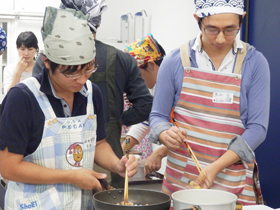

{"left": 144, "top": 146, "right": 168, "bottom": 174}
{"left": 121, "top": 136, "right": 139, "bottom": 155}
{"left": 159, "top": 126, "right": 187, "bottom": 150}
{"left": 189, "top": 150, "right": 240, "bottom": 189}
{"left": 115, "top": 154, "right": 138, "bottom": 177}
{"left": 71, "top": 168, "right": 107, "bottom": 191}
{"left": 190, "top": 164, "right": 216, "bottom": 189}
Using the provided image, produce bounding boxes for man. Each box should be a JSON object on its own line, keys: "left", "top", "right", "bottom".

{"left": 0, "top": 7, "right": 138, "bottom": 210}
{"left": 0, "top": 26, "right": 7, "bottom": 55}
{"left": 149, "top": 0, "right": 270, "bottom": 207}
{"left": 122, "top": 33, "right": 166, "bottom": 174}
{"left": 33, "top": 0, "right": 153, "bottom": 188}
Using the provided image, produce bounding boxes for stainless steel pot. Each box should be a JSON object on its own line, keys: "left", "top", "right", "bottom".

{"left": 172, "top": 189, "right": 237, "bottom": 210}
{"left": 93, "top": 188, "right": 171, "bottom": 210}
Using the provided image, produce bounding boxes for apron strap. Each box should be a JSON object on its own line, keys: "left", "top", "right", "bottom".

{"left": 180, "top": 41, "right": 248, "bottom": 75}
{"left": 233, "top": 41, "right": 248, "bottom": 74}
{"left": 180, "top": 42, "right": 191, "bottom": 68}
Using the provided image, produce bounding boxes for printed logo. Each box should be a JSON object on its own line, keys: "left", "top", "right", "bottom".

{"left": 66, "top": 143, "right": 83, "bottom": 167}
{"left": 20, "top": 201, "right": 38, "bottom": 210}
{"left": 61, "top": 119, "right": 85, "bottom": 130}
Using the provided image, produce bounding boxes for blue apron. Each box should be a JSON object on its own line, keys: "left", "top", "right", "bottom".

{"left": 5, "top": 78, "right": 97, "bottom": 210}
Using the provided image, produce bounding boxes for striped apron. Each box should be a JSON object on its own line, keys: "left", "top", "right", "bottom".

{"left": 163, "top": 42, "right": 263, "bottom": 209}
{"left": 5, "top": 78, "right": 97, "bottom": 210}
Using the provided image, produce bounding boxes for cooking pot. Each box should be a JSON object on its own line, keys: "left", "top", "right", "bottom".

{"left": 172, "top": 189, "right": 237, "bottom": 210}
{"left": 93, "top": 188, "right": 170, "bottom": 210}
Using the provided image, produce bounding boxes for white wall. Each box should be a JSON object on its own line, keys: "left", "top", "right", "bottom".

{"left": 98, "top": 0, "right": 200, "bottom": 53}
{"left": 0, "top": 0, "right": 199, "bottom": 102}
{"left": 1, "top": 0, "right": 200, "bottom": 55}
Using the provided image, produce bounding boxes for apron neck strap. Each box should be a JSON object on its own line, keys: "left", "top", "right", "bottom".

{"left": 180, "top": 41, "right": 248, "bottom": 75}
{"left": 233, "top": 41, "right": 247, "bottom": 74}
{"left": 180, "top": 42, "right": 191, "bottom": 68}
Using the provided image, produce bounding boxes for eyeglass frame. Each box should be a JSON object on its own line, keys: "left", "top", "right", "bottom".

{"left": 60, "top": 59, "right": 98, "bottom": 80}
{"left": 201, "top": 22, "right": 240, "bottom": 36}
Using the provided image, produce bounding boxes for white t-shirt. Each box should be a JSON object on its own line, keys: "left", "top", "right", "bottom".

{"left": 3, "top": 63, "right": 32, "bottom": 94}
{"left": 126, "top": 87, "right": 155, "bottom": 143}
{"left": 192, "top": 32, "right": 244, "bottom": 73}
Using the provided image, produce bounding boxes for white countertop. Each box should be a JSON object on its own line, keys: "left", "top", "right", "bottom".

{"left": 243, "top": 205, "right": 279, "bottom": 210}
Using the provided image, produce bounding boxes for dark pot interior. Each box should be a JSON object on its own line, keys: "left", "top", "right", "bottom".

{"left": 93, "top": 188, "right": 170, "bottom": 210}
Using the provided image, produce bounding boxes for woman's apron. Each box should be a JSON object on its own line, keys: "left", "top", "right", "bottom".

{"left": 5, "top": 78, "right": 97, "bottom": 210}
{"left": 163, "top": 42, "right": 263, "bottom": 209}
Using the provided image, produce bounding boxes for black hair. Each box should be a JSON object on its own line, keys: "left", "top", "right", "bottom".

{"left": 16, "top": 31, "right": 39, "bottom": 50}
{"left": 197, "top": 15, "right": 243, "bottom": 29}
{"left": 141, "top": 43, "right": 166, "bottom": 69}
{"left": 42, "top": 54, "right": 91, "bottom": 75}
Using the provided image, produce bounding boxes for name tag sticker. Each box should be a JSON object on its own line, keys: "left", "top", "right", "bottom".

{"left": 213, "top": 92, "right": 233, "bottom": 104}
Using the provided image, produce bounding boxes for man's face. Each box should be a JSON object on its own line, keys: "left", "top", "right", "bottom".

{"left": 200, "top": 13, "right": 240, "bottom": 53}
{"left": 48, "top": 59, "right": 96, "bottom": 94}
{"left": 140, "top": 61, "right": 158, "bottom": 89}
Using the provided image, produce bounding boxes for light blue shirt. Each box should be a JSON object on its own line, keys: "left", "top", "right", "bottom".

{"left": 149, "top": 38, "right": 270, "bottom": 162}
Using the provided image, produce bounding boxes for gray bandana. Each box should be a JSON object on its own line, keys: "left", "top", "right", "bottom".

{"left": 60, "top": 0, "right": 107, "bottom": 32}
{"left": 41, "top": 6, "right": 96, "bottom": 65}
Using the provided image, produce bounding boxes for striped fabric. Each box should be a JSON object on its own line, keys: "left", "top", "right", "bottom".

{"left": 5, "top": 78, "right": 97, "bottom": 210}
{"left": 163, "top": 67, "right": 263, "bottom": 207}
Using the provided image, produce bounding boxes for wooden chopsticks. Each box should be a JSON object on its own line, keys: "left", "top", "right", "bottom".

{"left": 123, "top": 138, "right": 130, "bottom": 204}
{"left": 184, "top": 141, "right": 207, "bottom": 181}
{"left": 172, "top": 117, "right": 207, "bottom": 181}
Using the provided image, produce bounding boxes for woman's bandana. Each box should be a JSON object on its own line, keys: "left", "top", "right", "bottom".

{"left": 195, "top": 0, "right": 244, "bottom": 18}
{"left": 41, "top": 6, "right": 96, "bottom": 65}
{"left": 60, "top": 0, "right": 107, "bottom": 32}
{"left": 126, "top": 33, "right": 162, "bottom": 68}
{"left": 0, "top": 27, "right": 7, "bottom": 54}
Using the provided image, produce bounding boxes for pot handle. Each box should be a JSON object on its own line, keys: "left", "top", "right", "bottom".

{"left": 182, "top": 206, "right": 201, "bottom": 210}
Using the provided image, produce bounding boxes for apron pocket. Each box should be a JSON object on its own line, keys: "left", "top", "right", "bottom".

{"left": 16, "top": 186, "right": 61, "bottom": 210}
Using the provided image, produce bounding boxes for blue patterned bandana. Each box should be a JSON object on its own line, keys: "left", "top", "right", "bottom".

{"left": 60, "top": 0, "right": 107, "bottom": 32}
{"left": 0, "top": 27, "right": 7, "bottom": 54}
{"left": 195, "top": 0, "right": 244, "bottom": 18}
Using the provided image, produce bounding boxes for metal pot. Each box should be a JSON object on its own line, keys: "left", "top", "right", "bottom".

{"left": 172, "top": 189, "right": 237, "bottom": 210}
{"left": 93, "top": 188, "right": 171, "bottom": 210}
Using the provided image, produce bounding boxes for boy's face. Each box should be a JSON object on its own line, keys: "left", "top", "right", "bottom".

{"left": 45, "top": 59, "right": 96, "bottom": 94}
{"left": 200, "top": 13, "right": 240, "bottom": 54}
{"left": 140, "top": 61, "right": 158, "bottom": 89}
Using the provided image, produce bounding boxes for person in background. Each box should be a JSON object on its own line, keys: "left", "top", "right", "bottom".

{"left": 3, "top": 31, "right": 39, "bottom": 94}
{"left": 32, "top": 0, "right": 153, "bottom": 189}
{"left": 149, "top": 0, "right": 270, "bottom": 208}
{"left": 122, "top": 33, "right": 166, "bottom": 174}
{"left": 0, "top": 27, "right": 7, "bottom": 56}
{"left": 0, "top": 7, "right": 138, "bottom": 210}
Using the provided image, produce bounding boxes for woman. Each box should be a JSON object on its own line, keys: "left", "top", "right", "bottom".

{"left": 3, "top": 31, "right": 38, "bottom": 94}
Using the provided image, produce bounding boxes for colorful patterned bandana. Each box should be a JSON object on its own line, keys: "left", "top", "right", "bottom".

{"left": 126, "top": 33, "right": 162, "bottom": 68}
{"left": 60, "top": 0, "right": 107, "bottom": 32}
{"left": 41, "top": 7, "right": 96, "bottom": 65}
{"left": 195, "top": 0, "right": 244, "bottom": 18}
{"left": 0, "top": 27, "right": 7, "bottom": 54}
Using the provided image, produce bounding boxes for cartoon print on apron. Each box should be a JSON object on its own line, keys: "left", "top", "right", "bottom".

{"left": 5, "top": 78, "right": 97, "bottom": 210}
{"left": 162, "top": 42, "right": 263, "bottom": 207}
